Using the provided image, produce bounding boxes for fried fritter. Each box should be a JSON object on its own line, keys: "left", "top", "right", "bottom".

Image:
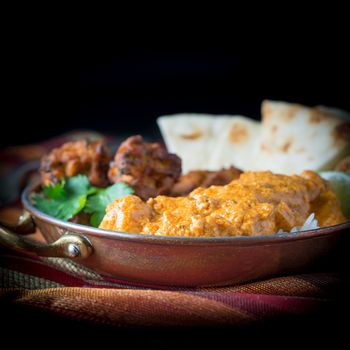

{"left": 171, "top": 166, "right": 242, "bottom": 197}
{"left": 40, "top": 139, "right": 111, "bottom": 187}
{"left": 108, "top": 135, "right": 181, "bottom": 200}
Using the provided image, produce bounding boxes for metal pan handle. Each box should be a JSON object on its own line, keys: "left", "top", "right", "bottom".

{"left": 0, "top": 211, "right": 93, "bottom": 259}
{"left": 2, "top": 210, "right": 36, "bottom": 235}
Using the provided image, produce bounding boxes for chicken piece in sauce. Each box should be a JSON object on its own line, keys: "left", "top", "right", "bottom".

{"left": 108, "top": 135, "right": 181, "bottom": 200}
{"left": 171, "top": 166, "right": 242, "bottom": 197}
{"left": 40, "top": 139, "right": 111, "bottom": 187}
{"left": 99, "top": 171, "right": 346, "bottom": 237}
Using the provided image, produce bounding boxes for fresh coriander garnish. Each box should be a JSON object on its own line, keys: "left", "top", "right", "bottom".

{"left": 84, "top": 182, "right": 134, "bottom": 227}
{"left": 32, "top": 175, "right": 133, "bottom": 226}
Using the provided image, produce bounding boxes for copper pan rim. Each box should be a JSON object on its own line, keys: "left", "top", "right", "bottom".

{"left": 22, "top": 182, "right": 350, "bottom": 246}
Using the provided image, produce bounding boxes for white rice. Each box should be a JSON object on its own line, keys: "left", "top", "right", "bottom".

{"left": 276, "top": 213, "right": 319, "bottom": 235}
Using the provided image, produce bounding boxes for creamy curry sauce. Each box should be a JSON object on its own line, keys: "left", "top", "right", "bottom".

{"left": 99, "top": 171, "right": 345, "bottom": 237}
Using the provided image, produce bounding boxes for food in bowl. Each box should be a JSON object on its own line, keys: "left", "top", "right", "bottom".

{"left": 170, "top": 166, "right": 242, "bottom": 197}
{"left": 32, "top": 100, "right": 350, "bottom": 236}
{"left": 108, "top": 135, "right": 182, "bottom": 200}
{"left": 157, "top": 100, "right": 350, "bottom": 174}
{"left": 40, "top": 139, "right": 112, "bottom": 187}
{"left": 99, "top": 170, "right": 345, "bottom": 237}
{"left": 34, "top": 135, "right": 241, "bottom": 227}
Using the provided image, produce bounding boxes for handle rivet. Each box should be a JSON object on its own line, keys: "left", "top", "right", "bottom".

{"left": 67, "top": 243, "right": 80, "bottom": 257}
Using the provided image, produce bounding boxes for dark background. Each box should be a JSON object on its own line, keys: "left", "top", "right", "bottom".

{"left": 3, "top": 42, "right": 350, "bottom": 147}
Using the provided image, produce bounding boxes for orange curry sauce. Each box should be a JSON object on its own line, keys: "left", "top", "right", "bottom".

{"left": 99, "top": 171, "right": 345, "bottom": 237}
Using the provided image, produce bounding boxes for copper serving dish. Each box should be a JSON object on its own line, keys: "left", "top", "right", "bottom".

{"left": 0, "top": 181, "right": 349, "bottom": 287}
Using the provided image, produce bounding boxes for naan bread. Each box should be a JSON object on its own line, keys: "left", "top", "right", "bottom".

{"left": 208, "top": 116, "right": 261, "bottom": 171}
{"left": 157, "top": 102, "right": 350, "bottom": 175}
{"left": 254, "top": 100, "right": 350, "bottom": 174}
{"left": 157, "top": 114, "right": 259, "bottom": 173}
{"left": 157, "top": 114, "right": 219, "bottom": 173}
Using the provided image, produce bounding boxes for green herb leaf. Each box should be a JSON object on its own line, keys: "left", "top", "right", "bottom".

{"left": 85, "top": 182, "right": 134, "bottom": 227}
{"left": 64, "top": 175, "right": 93, "bottom": 197}
{"left": 43, "top": 181, "right": 66, "bottom": 199}
{"left": 89, "top": 212, "right": 106, "bottom": 228}
{"left": 32, "top": 175, "right": 94, "bottom": 221}
{"left": 32, "top": 175, "right": 133, "bottom": 226}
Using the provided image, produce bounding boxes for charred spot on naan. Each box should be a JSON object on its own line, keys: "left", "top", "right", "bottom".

{"left": 262, "top": 100, "right": 301, "bottom": 121}
{"left": 229, "top": 123, "right": 248, "bottom": 144}
{"left": 333, "top": 122, "right": 350, "bottom": 143}
{"left": 271, "top": 125, "right": 278, "bottom": 134}
{"left": 309, "top": 109, "right": 329, "bottom": 124}
{"left": 281, "top": 138, "right": 293, "bottom": 153}
{"left": 179, "top": 130, "right": 203, "bottom": 140}
{"left": 281, "top": 104, "right": 302, "bottom": 121}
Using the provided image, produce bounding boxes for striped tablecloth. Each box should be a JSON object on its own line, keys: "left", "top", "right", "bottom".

{"left": 0, "top": 247, "right": 347, "bottom": 327}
